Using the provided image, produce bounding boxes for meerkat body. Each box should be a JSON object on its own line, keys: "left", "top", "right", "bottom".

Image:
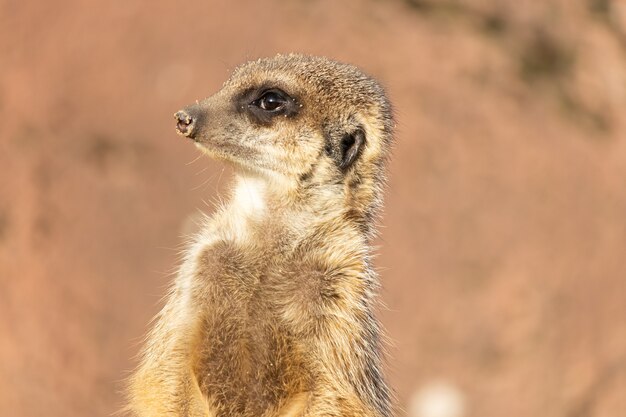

{"left": 128, "top": 54, "right": 394, "bottom": 417}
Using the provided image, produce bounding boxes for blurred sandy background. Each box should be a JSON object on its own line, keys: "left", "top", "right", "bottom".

{"left": 1, "top": 1, "right": 625, "bottom": 416}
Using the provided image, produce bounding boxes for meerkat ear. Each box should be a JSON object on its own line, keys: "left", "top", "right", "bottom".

{"left": 339, "top": 128, "right": 366, "bottom": 170}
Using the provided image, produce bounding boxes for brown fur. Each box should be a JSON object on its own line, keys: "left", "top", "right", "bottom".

{"left": 127, "top": 54, "right": 394, "bottom": 417}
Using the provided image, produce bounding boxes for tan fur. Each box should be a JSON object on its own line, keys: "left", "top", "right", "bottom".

{"left": 127, "top": 54, "right": 394, "bottom": 417}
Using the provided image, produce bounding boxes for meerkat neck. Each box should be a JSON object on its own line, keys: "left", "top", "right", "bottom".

{"left": 231, "top": 173, "right": 269, "bottom": 218}
{"left": 225, "top": 170, "right": 368, "bottom": 247}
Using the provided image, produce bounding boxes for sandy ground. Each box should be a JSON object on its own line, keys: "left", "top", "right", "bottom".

{"left": 1, "top": 1, "right": 625, "bottom": 416}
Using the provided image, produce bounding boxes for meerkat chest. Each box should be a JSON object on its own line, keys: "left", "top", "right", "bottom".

{"left": 189, "top": 235, "right": 310, "bottom": 417}
{"left": 184, "top": 200, "right": 313, "bottom": 414}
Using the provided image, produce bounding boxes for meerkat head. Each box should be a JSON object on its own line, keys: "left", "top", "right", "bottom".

{"left": 175, "top": 54, "right": 393, "bottom": 228}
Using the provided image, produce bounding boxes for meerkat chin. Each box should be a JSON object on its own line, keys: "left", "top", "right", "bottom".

{"left": 128, "top": 54, "right": 395, "bottom": 417}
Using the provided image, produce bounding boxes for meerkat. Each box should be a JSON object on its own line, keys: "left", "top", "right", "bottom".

{"left": 127, "top": 54, "right": 394, "bottom": 417}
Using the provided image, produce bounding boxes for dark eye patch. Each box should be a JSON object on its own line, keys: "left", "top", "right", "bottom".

{"left": 235, "top": 86, "right": 301, "bottom": 125}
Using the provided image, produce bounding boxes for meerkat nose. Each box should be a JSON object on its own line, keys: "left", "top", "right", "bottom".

{"left": 174, "top": 110, "right": 196, "bottom": 138}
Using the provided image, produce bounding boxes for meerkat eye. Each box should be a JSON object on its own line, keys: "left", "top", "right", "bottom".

{"left": 243, "top": 88, "right": 299, "bottom": 124}
{"left": 252, "top": 90, "right": 288, "bottom": 112}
